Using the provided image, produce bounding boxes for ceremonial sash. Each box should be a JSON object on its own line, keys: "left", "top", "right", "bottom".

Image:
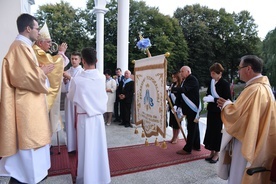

{"left": 170, "top": 93, "right": 176, "bottom": 104}
{"left": 123, "top": 78, "right": 132, "bottom": 88}
{"left": 170, "top": 84, "right": 176, "bottom": 104}
{"left": 181, "top": 93, "right": 201, "bottom": 120}
{"left": 210, "top": 79, "right": 220, "bottom": 98}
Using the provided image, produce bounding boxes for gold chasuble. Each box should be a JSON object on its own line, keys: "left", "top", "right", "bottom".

{"left": 221, "top": 76, "right": 276, "bottom": 184}
{"left": 0, "top": 41, "right": 52, "bottom": 157}
{"left": 33, "top": 45, "right": 64, "bottom": 110}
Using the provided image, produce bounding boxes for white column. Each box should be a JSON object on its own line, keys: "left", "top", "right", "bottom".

{"left": 117, "top": 0, "right": 129, "bottom": 73}
{"left": 92, "top": 3, "right": 108, "bottom": 74}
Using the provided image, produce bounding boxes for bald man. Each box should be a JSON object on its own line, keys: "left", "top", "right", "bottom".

{"left": 172, "top": 66, "right": 201, "bottom": 155}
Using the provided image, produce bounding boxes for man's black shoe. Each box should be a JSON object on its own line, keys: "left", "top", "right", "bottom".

{"left": 68, "top": 150, "right": 76, "bottom": 154}
{"left": 118, "top": 123, "right": 125, "bottom": 125}
{"left": 9, "top": 177, "right": 27, "bottom": 184}
{"left": 114, "top": 119, "right": 121, "bottom": 122}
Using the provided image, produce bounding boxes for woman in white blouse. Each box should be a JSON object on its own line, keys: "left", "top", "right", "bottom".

{"left": 104, "top": 69, "right": 117, "bottom": 125}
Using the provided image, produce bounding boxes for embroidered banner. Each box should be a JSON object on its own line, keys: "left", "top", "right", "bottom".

{"left": 134, "top": 55, "right": 167, "bottom": 138}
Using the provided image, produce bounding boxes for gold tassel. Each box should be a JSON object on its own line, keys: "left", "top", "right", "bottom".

{"left": 154, "top": 138, "right": 160, "bottom": 146}
{"left": 141, "top": 131, "right": 145, "bottom": 138}
{"left": 145, "top": 138, "right": 149, "bottom": 146}
{"left": 134, "top": 128, "right": 138, "bottom": 134}
{"left": 161, "top": 140, "right": 167, "bottom": 149}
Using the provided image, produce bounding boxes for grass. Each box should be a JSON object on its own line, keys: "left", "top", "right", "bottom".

{"left": 200, "top": 83, "right": 245, "bottom": 116}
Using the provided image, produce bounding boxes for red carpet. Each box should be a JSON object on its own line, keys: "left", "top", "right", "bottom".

{"left": 48, "top": 146, "right": 71, "bottom": 176}
{"left": 49, "top": 140, "right": 209, "bottom": 178}
{"left": 108, "top": 139, "right": 209, "bottom": 176}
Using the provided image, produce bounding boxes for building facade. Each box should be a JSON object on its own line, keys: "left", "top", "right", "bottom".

{"left": 0, "top": 0, "right": 34, "bottom": 86}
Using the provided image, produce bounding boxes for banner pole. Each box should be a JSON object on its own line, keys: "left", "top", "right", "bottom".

{"left": 166, "top": 93, "right": 187, "bottom": 141}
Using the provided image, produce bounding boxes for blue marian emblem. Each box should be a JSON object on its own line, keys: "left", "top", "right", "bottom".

{"left": 144, "top": 89, "right": 154, "bottom": 109}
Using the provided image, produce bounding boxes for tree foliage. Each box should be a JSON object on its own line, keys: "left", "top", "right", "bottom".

{"left": 128, "top": 0, "right": 188, "bottom": 74}
{"left": 262, "top": 28, "right": 276, "bottom": 87}
{"left": 174, "top": 4, "right": 261, "bottom": 86}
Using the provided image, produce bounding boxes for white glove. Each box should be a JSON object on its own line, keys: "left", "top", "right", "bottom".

{"left": 172, "top": 105, "right": 177, "bottom": 113}
{"left": 203, "top": 95, "right": 214, "bottom": 103}
{"left": 176, "top": 107, "right": 183, "bottom": 119}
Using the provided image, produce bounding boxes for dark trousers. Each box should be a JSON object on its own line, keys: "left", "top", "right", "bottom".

{"left": 183, "top": 113, "right": 200, "bottom": 152}
{"left": 114, "top": 100, "right": 121, "bottom": 120}
{"left": 121, "top": 101, "right": 131, "bottom": 126}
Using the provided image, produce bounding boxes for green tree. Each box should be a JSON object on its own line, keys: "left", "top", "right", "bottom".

{"left": 223, "top": 10, "right": 261, "bottom": 82}
{"left": 174, "top": 4, "right": 261, "bottom": 86}
{"left": 174, "top": 4, "right": 220, "bottom": 86}
{"left": 128, "top": 0, "right": 188, "bottom": 74}
{"left": 262, "top": 29, "right": 276, "bottom": 87}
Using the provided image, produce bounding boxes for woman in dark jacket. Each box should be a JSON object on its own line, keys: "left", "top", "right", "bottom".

{"left": 203, "top": 63, "right": 232, "bottom": 163}
{"left": 168, "top": 71, "right": 182, "bottom": 144}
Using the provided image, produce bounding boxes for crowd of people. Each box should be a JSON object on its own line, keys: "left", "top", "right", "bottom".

{"left": 0, "top": 13, "right": 275, "bottom": 184}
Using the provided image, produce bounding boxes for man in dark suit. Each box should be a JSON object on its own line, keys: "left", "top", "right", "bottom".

{"left": 172, "top": 66, "right": 201, "bottom": 155}
{"left": 114, "top": 68, "right": 124, "bottom": 122}
{"left": 118, "top": 70, "right": 134, "bottom": 128}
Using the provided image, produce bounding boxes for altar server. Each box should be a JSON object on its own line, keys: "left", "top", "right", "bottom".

{"left": 67, "top": 47, "right": 110, "bottom": 184}
{"left": 62, "top": 51, "right": 83, "bottom": 152}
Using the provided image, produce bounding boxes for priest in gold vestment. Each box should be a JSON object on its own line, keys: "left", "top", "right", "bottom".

{"left": 0, "top": 14, "right": 52, "bottom": 184}
{"left": 217, "top": 55, "right": 276, "bottom": 184}
{"left": 33, "top": 22, "right": 69, "bottom": 135}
